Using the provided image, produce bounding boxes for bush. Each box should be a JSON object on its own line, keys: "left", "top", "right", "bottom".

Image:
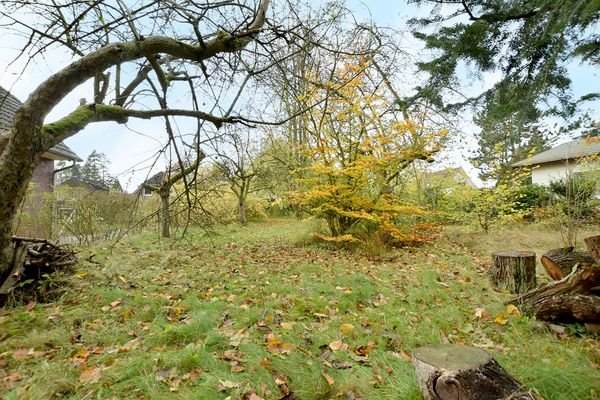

{"left": 55, "top": 187, "right": 137, "bottom": 244}
{"left": 514, "top": 183, "right": 552, "bottom": 211}
{"left": 171, "top": 187, "right": 269, "bottom": 228}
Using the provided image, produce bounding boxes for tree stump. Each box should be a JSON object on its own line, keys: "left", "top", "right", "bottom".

{"left": 540, "top": 247, "right": 595, "bottom": 280}
{"left": 412, "top": 344, "right": 538, "bottom": 400}
{"left": 490, "top": 251, "right": 536, "bottom": 293}
{"left": 584, "top": 235, "right": 600, "bottom": 262}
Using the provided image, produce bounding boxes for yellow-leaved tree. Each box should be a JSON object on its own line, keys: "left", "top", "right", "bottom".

{"left": 291, "top": 57, "right": 448, "bottom": 244}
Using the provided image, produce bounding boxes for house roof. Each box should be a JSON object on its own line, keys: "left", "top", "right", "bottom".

{"left": 43, "top": 142, "right": 83, "bottom": 161}
{"left": 59, "top": 176, "right": 109, "bottom": 191}
{"left": 0, "top": 85, "right": 82, "bottom": 162}
{"left": 427, "top": 167, "right": 478, "bottom": 188}
{"left": 513, "top": 137, "right": 600, "bottom": 167}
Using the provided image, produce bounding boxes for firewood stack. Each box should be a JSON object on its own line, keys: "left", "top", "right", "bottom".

{"left": 508, "top": 235, "right": 600, "bottom": 332}
{"left": 0, "top": 236, "right": 77, "bottom": 304}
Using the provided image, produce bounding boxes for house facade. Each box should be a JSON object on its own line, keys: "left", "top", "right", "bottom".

{"left": 1, "top": 85, "right": 81, "bottom": 237}
{"left": 513, "top": 137, "right": 600, "bottom": 186}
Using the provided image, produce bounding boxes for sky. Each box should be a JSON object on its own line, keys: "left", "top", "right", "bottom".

{"left": 0, "top": 0, "right": 598, "bottom": 190}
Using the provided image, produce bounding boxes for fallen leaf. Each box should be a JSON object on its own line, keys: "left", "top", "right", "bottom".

{"left": 229, "top": 329, "right": 247, "bottom": 347}
{"left": 280, "top": 322, "right": 295, "bottom": 330}
{"left": 26, "top": 301, "right": 37, "bottom": 311}
{"left": 217, "top": 379, "right": 240, "bottom": 391}
{"left": 221, "top": 349, "right": 245, "bottom": 362}
{"left": 328, "top": 340, "right": 346, "bottom": 351}
{"left": 265, "top": 333, "right": 294, "bottom": 354}
{"left": 506, "top": 304, "right": 520, "bottom": 316}
{"left": 494, "top": 314, "right": 508, "bottom": 326}
{"left": 322, "top": 372, "right": 335, "bottom": 385}
{"left": 474, "top": 307, "right": 489, "bottom": 320}
{"left": 231, "top": 361, "right": 245, "bottom": 373}
{"left": 155, "top": 368, "right": 174, "bottom": 382}
{"left": 259, "top": 358, "right": 273, "bottom": 371}
{"left": 169, "top": 377, "right": 181, "bottom": 392}
{"left": 12, "top": 348, "right": 31, "bottom": 361}
{"left": 273, "top": 373, "right": 289, "bottom": 386}
{"left": 354, "top": 341, "right": 375, "bottom": 357}
{"left": 333, "top": 361, "right": 353, "bottom": 369}
{"left": 339, "top": 324, "right": 354, "bottom": 335}
{"left": 372, "top": 293, "right": 387, "bottom": 307}
{"left": 171, "top": 306, "right": 184, "bottom": 316}
{"left": 181, "top": 368, "right": 202, "bottom": 384}
{"left": 79, "top": 366, "right": 102, "bottom": 383}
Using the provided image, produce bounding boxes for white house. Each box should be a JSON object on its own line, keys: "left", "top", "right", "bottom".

{"left": 513, "top": 137, "right": 600, "bottom": 186}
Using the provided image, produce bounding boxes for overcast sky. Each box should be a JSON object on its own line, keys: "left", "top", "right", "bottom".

{"left": 1, "top": 0, "right": 598, "bottom": 190}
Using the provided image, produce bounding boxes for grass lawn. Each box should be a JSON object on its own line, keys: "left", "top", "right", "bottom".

{"left": 1, "top": 219, "right": 598, "bottom": 399}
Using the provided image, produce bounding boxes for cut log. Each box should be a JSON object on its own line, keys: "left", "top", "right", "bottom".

{"left": 584, "top": 235, "right": 600, "bottom": 262}
{"left": 490, "top": 251, "right": 536, "bottom": 293}
{"left": 540, "top": 247, "right": 595, "bottom": 280}
{"left": 412, "top": 344, "right": 538, "bottom": 400}
{"left": 533, "top": 294, "right": 600, "bottom": 322}
{"left": 508, "top": 264, "right": 600, "bottom": 324}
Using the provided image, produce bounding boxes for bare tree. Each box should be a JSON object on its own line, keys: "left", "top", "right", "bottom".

{"left": 142, "top": 153, "right": 204, "bottom": 238}
{"left": 0, "top": 0, "right": 290, "bottom": 281}
{"left": 210, "top": 128, "right": 263, "bottom": 225}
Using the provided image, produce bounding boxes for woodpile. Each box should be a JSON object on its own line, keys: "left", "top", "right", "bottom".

{"left": 0, "top": 236, "right": 77, "bottom": 304}
{"left": 507, "top": 234, "right": 600, "bottom": 330}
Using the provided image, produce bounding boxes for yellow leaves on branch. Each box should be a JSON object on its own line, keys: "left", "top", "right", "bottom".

{"left": 289, "top": 56, "right": 448, "bottom": 239}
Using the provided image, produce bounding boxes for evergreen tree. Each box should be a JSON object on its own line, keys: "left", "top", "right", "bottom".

{"left": 407, "top": 0, "right": 600, "bottom": 115}
{"left": 80, "top": 150, "right": 110, "bottom": 184}
{"left": 57, "top": 150, "right": 121, "bottom": 190}
{"left": 472, "top": 85, "right": 550, "bottom": 184}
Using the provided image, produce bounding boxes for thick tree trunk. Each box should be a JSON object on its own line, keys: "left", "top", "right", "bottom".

{"left": 490, "top": 251, "right": 536, "bottom": 293}
{"left": 0, "top": 121, "right": 41, "bottom": 282}
{"left": 412, "top": 344, "right": 538, "bottom": 400}
{"left": 160, "top": 190, "right": 170, "bottom": 238}
{"left": 540, "top": 247, "right": 595, "bottom": 280}
{"left": 584, "top": 235, "right": 600, "bottom": 262}
{"left": 508, "top": 264, "right": 600, "bottom": 324}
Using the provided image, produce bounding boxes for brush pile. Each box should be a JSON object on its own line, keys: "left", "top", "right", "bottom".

{"left": 0, "top": 236, "right": 77, "bottom": 304}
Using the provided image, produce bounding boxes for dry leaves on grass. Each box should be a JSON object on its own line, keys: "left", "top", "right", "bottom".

{"left": 79, "top": 366, "right": 102, "bottom": 384}
{"left": 265, "top": 333, "right": 294, "bottom": 354}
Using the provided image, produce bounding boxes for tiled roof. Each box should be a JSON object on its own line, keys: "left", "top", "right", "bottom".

{"left": 0, "top": 85, "right": 21, "bottom": 134}
{"left": 513, "top": 138, "right": 600, "bottom": 167}
{"left": 59, "top": 176, "right": 109, "bottom": 191}
{"left": 0, "top": 85, "right": 82, "bottom": 161}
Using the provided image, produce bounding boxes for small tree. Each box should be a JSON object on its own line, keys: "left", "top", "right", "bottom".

{"left": 211, "top": 130, "right": 264, "bottom": 225}
{"left": 142, "top": 155, "right": 203, "bottom": 238}
{"left": 292, "top": 58, "right": 447, "bottom": 241}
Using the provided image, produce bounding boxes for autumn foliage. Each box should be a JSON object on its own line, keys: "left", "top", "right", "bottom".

{"left": 290, "top": 58, "right": 447, "bottom": 244}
